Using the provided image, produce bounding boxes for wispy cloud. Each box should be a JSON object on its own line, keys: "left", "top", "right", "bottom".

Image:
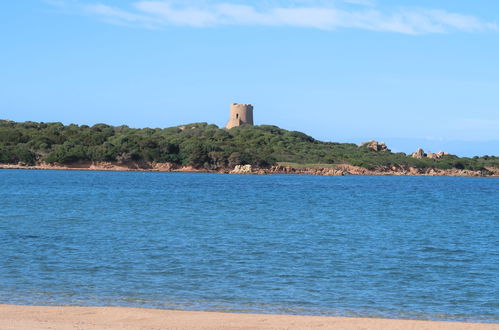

{"left": 343, "top": 0, "right": 375, "bottom": 7}
{"left": 51, "top": 1, "right": 498, "bottom": 34}
{"left": 84, "top": 4, "right": 161, "bottom": 27}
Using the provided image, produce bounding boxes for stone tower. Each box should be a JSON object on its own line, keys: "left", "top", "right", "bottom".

{"left": 225, "top": 103, "right": 254, "bottom": 129}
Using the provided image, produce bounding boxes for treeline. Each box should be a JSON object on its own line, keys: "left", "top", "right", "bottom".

{"left": 0, "top": 120, "right": 498, "bottom": 171}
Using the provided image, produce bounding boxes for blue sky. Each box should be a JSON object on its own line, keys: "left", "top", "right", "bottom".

{"left": 1, "top": 0, "right": 498, "bottom": 156}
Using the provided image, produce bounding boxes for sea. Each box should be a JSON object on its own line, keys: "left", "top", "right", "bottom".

{"left": 0, "top": 169, "right": 498, "bottom": 323}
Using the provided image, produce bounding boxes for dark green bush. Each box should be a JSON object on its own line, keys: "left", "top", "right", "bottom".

{"left": 0, "top": 119, "right": 497, "bottom": 170}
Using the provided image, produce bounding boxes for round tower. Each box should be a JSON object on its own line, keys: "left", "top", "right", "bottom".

{"left": 225, "top": 103, "right": 254, "bottom": 129}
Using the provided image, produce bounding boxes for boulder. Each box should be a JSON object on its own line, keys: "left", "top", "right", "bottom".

{"left": 230, "top": 164, "right": 253, "bottom": 174}
{"left": 411, "top": 148, "right": 426, "bottom": 159}
{"left": 427, "top": 151, "right": 448, "bottom": 160}
{"left": 359, "top": 140, "right": 390, "bottom": 152}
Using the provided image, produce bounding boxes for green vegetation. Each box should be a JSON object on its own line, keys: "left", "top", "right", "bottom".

{"left": 1, "top": 119, "right": 498, "bottom": 171}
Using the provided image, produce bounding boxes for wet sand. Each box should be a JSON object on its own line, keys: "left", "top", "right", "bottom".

{"left": 1, "top": 305, "right": 498, "bottom": 329}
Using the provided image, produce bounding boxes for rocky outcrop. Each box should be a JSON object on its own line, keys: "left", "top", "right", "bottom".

{"left": 0, "top": 161, "right": 202, "bottom": 173}
{"left": 360, "top": 140, "right": 390, "bottom": 152}
{"left": 263, "top": 165, "right": 346, "bottom": 176}
{"left": 427, "top": 151, "right": 449, "bottom": 159}
{"left": 486, "top": 167, "right": 499, "bottom": 176}
{"left": 1, "top": 162, "right": 497, "bottom": 177}
{"left": 230, "top": 164, "right": 253, "bottom": 174}
{"left": 411, "top": 148, "right": 426, "bottom": 159}
{"left": 412, "top": 149, "right": 450, "bottom": 159}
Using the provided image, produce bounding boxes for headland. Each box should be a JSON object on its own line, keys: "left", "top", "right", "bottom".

{"left": 1, "top": 120, "right": 498, "bottom": 177}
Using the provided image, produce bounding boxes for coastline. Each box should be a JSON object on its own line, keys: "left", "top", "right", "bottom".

{"left": 1, "top": 305, "right": 497, "bottom": 330}
{"left": 1, "top": 161, "right": 498, "bottom": 177}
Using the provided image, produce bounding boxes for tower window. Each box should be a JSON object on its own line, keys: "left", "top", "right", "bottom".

{"left": 236, "top": 114, "right": 239, "bottom": 119}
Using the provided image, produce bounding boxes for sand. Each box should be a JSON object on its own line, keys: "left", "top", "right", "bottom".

{"left": 0, "top": 305, "right": 497, "bottom": 330}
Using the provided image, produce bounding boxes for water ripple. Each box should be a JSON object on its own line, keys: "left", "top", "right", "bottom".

{"left": 0, "top": 170, "right": 498, "bottom": 323}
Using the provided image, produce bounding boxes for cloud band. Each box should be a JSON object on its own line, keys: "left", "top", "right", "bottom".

{"left": 56, "top": 1, "right": 499, "bottom": 34}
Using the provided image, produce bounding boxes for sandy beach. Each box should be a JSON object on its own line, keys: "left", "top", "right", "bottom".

{"left": 0, "top": 305, "right": 498, "bottom": 330}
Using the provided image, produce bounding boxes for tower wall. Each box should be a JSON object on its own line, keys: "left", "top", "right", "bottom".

{"left": 225, "top": 103, "right": 254, "bottom": 129}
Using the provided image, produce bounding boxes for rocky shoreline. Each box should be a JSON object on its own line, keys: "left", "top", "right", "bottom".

{"left": 1, "top": 161, "right": 498, "bottom": 177}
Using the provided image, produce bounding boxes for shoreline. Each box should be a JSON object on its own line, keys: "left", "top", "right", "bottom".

{"left": 1, "top": 305, "right": 497, "bottom": 330}
{"left": 1, "top": 161, "right": 498, "bottom": 177}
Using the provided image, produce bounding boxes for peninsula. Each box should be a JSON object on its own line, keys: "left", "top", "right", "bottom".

{"left": 1, "top": 116, "right": 498, "bottom": 176}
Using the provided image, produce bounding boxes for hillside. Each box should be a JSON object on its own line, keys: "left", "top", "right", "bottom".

{"left": 1, "top": 120, "right": 498, "bottom": 172}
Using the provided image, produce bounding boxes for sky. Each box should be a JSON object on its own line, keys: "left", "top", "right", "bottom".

{"left": 1, "top": 0, "right": 498, "bottom": 156}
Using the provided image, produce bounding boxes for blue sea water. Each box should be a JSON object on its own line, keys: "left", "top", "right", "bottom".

{"left": 0, "top": 170, "right": 498, "bottom": 322}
